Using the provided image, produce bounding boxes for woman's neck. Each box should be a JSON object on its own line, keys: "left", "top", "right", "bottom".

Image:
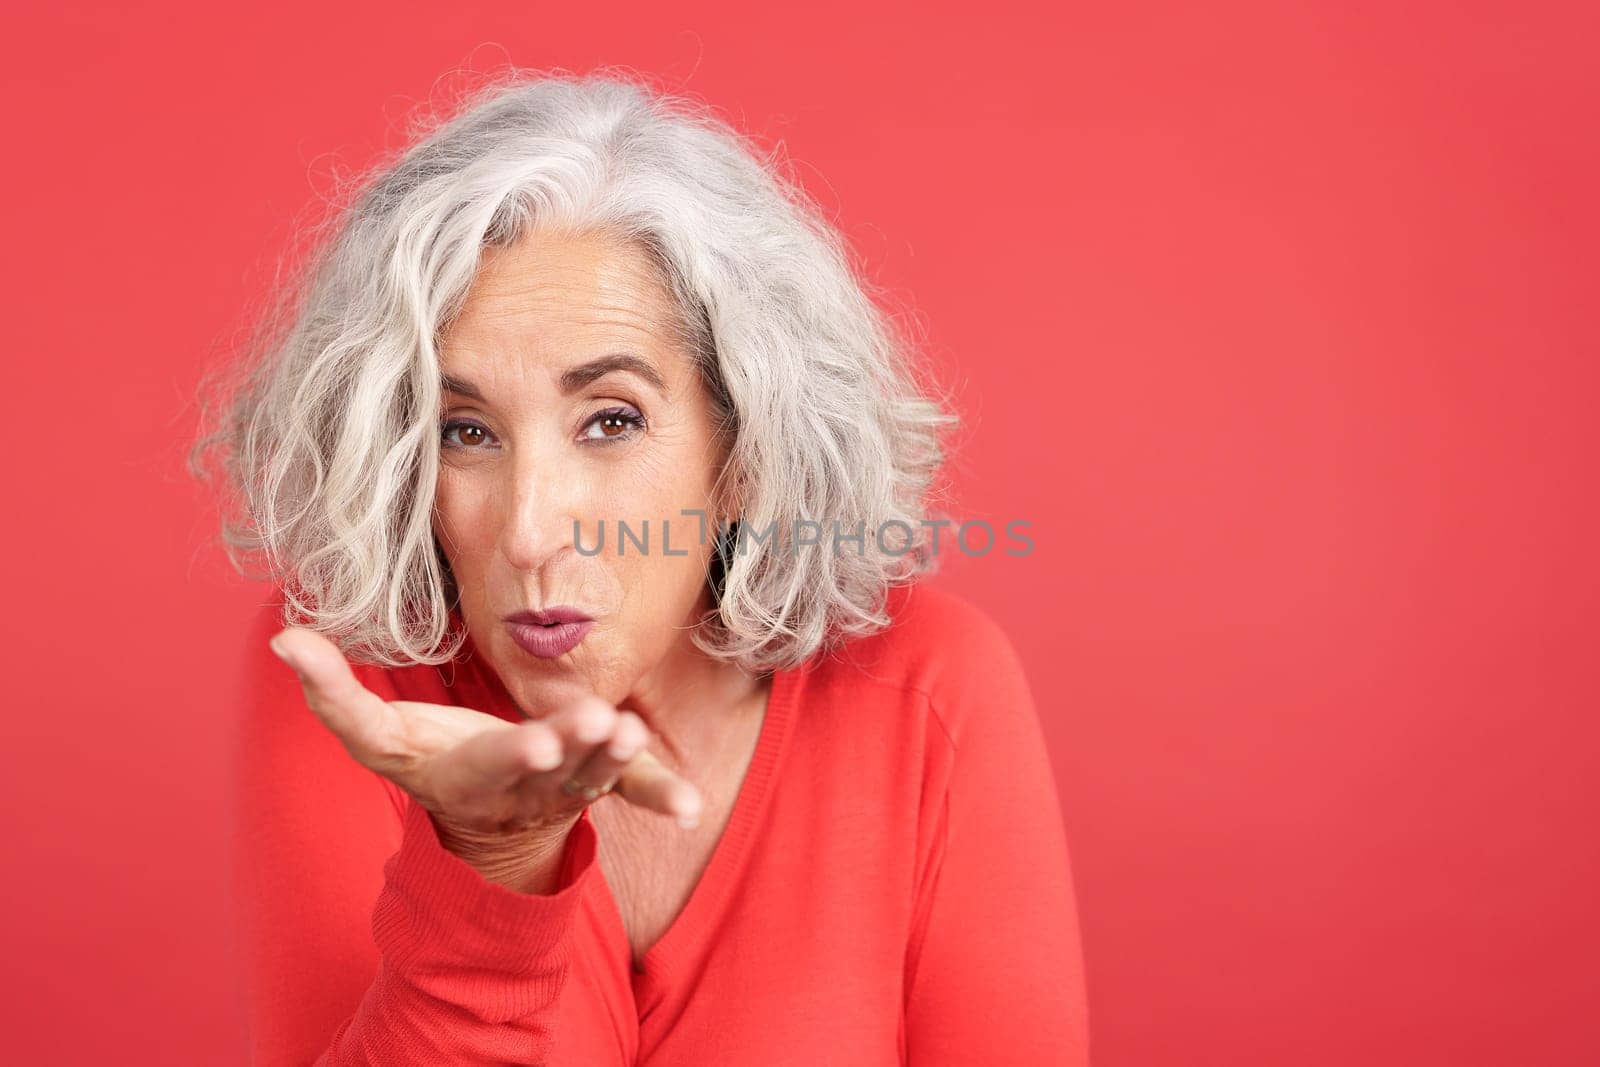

{"left": 619, "top": 632, "right": 768, "bottom": 771}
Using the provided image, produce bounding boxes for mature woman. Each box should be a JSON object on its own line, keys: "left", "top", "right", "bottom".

{"left": 194, "top": 71, "right": 1087, "bottom": 1065}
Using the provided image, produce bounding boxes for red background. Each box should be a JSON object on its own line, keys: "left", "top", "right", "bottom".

{"left": 2, "top": 2, "right": 1596, "bottom": 1063}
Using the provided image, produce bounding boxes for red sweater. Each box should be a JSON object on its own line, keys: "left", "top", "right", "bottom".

{"left": 233, "top": 581, "right": 1089, "bottom": 1064}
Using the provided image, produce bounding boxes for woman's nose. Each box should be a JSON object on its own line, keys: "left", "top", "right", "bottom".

{"left": 497, "top": 461, "right": 582, "bottom": 573}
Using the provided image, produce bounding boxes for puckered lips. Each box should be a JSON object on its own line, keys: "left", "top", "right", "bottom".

{"left": 504, "top": 606, "right": 595, "bottom": 659}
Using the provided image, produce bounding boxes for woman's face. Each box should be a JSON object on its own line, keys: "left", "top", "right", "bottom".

{"left": 432, "top": 228, "right": 729, "bottom": 716}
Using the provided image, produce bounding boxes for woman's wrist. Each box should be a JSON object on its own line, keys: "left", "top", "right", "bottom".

{"left": 432, "top": 813, "right": 582, "bottom": 895}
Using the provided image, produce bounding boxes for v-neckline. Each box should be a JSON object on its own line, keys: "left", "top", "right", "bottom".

{"left": 596, "top": 662, "right": 799, "bottom": 995}
{"left": 444, "top": 629, "right": 803, "bottom": 997}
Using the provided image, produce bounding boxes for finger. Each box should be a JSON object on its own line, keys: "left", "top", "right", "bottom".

{"left": 615, "top": 749, "right": 704, "bottom": 828}
{"left": 270, "top": 628, "right": 406, "bottom": 769}
{"left": 563, "top": 710, "right": 650, "bottom": 794}
{"left": 433, "top": 718, "right": 565, "bottom": 797}
{"left": 539, "top": 695, "right": 620, "bottom": 781}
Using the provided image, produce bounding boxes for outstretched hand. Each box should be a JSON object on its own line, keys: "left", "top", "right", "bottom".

{"left": 267, "top": 626, "right": 704, "bottom": 883}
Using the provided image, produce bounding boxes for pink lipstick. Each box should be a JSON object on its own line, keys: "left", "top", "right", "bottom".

{"left": 504, "top": 606, "right": 594, "bottom": 659}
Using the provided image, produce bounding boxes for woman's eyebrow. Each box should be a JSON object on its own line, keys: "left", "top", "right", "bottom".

{"left": 440, "top": 372, "right": 486, "bottom": 401}
{"left": 439, "top": 353, "right": 668, "bottom": 402}
{"left": 558, "top": 352, "right": 669, "bottom": 397}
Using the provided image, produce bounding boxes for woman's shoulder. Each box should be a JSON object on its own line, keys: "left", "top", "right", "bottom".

{"left": 868, "top": 580, "right": 1023, "bottom": 662}
{"left": 816, "top": 582, "right": 1036, "bottom": 740}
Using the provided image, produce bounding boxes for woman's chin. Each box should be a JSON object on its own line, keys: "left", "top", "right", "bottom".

{"left": 501, "top": 660, "right": 604, "bottom": 717}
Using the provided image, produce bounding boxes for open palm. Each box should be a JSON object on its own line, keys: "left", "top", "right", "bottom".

{"left": 267, "top": 626, "right": 704, "bottom": 840}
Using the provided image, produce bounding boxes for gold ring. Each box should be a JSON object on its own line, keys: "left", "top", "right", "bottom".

{"left": 560, "top": 776, "right": 614, "bottom": 802}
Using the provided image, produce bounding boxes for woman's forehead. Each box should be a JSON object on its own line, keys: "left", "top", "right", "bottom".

{"left": 445, "top": 233, "right": 685, "bottom": 352}
{"left": 442, "top": 246, "right": 694, "bottom": 379}
{"left": 467, "top": 228, "right": 670, "bottom": 312}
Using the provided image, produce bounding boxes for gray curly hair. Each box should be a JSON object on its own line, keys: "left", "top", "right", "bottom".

{"left": 189, "top": 66, "right": 960, "bottom": 673}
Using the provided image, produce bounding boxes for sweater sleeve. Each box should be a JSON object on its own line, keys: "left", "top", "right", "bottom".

{"left": 233, "top": 600, "right": 599, "bottom": 1066}
{"left": 901, "top": 608, "right": 1091, "bottom": 1065}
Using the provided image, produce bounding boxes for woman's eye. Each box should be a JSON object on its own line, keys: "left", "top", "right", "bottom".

{"left": 440, "top": 419, "right": 494, "bottom": 450}
{"left": 440, "top": 409, "right": 645, "bottom": 450}
{"left": 581, "top": 406, "right": 647, "bottom": 443}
